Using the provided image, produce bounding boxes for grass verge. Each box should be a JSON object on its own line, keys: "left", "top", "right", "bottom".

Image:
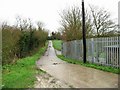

{"left": 57, "top": 55, "right": 120, "bottom": 74}
{"left": 52, "top": 40, "right": 62, "bottom": 51}
{"left": 2, "top": 42, "right": 48, "bottom": 88}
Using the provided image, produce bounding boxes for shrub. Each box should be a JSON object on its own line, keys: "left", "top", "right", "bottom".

{"left": 2, "top": 28, "right": 21, "bottom": 64}
{"left": 2, "top": 28, "right": 48, "bottom": 65}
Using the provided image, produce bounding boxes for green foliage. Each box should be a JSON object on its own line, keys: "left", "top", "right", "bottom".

{"left": 57, "top": 55, "right": 120, "bottom": 74}
{"left": 18, "top": 30, "right": 48, "bottom": 58}
{"left": 2, "top": 27, "right": 48, "bottom": 65}
{"left": 34, "top": 30, "right": 48, "bottom": 47}
{"left": 2, "top": 44, "right": 47, "bottom": 88}
{"left": 52, "top": 40, "right": 62, "bottom": 51}
{"left": 54, "top": 32, "right": 62, "bottom": 40}
{"left": 2, "top": 28, "right": 21, "bottom": 65}
{"left": 48, "top": 32, "right": 62, "bottom": 40}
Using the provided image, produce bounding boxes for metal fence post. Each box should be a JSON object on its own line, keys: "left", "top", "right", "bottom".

{"left": 91, "top": 38, "right": 94, "bottom": 63}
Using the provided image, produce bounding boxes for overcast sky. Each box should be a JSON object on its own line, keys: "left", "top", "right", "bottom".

{"left": 0, "top": 0, "right": 119, "bottom": 32}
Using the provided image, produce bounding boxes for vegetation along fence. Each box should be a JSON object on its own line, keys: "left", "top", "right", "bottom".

{"left": 62, "top": 36, "right": 120, "bottom": 68}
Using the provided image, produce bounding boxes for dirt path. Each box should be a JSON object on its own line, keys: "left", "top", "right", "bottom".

{"left": 35, "top": 41, "right": 118, "bottom": 88}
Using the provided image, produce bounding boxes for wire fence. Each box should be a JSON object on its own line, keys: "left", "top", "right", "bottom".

{"left": 62, "top": 36, "right": 120, "bottom": 68}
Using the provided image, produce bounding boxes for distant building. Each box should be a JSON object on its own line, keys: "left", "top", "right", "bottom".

{"left": 118, "top": 1, "right": 120, "bottom": 31}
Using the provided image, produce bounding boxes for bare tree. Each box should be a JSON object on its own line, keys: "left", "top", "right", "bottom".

{"left": 85, "top": 10, "right": 94, "bottom": 37}
{"left": 1, "top": 21, "right": 8, "bottom": 30}
{"left": 59, "top": 6, "right": 93, "bottom": 41}
{"left": 36, "top": 21, "right": 44, "bottom": 31}
{"left": 59, "top": 6, "right": 82, "bottom": 41}
{"left": 89, "top": 5, "right": 117, "bottom": 37}
{"left": 16, "top": 16, "right": 33, "bottom": 31}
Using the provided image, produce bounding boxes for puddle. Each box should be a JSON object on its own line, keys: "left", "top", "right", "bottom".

{"left": 36, "top": 41, "right": 118, "bottom": 88}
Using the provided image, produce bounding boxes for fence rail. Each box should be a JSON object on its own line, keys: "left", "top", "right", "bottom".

{"left": 62, "top": 36, "right": 120, "bottom": 68}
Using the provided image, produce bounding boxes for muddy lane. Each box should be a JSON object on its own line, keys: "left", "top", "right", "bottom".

{"left": 36, "top": 41, "right": 118, "bottom": 88}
